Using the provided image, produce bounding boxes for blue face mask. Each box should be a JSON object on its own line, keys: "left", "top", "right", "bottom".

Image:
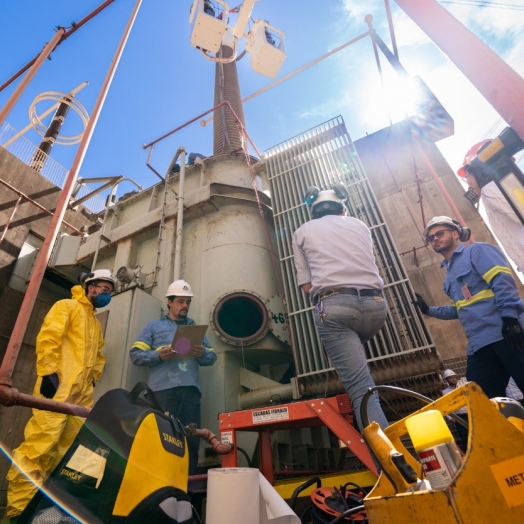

{"left": 93, "top": 292, "right": 111, "bottom": 308}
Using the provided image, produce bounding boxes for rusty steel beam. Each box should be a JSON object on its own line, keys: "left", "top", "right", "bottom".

{"left": 0, "top": 195, "right": 22, "bottom": 246}
{"left": 0, "top": 0, "right": 116, "bottom": 94}
{"left": 0, "top": 28, "right": 65, "bottom": 125}
{"left": 0, "top": 0, "right": 142, "bottom": 402}
{"left": 0, "top": 178, "right": 84, "bottom": 235}
{"left": 143, "top": 100, "right": 261, "bottom": 157}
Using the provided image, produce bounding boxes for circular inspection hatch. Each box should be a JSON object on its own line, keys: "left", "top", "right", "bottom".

{"left": 210, "top": 290, "right": 270, "bottom": 346}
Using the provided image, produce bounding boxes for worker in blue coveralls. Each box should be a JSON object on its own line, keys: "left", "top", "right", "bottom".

{"left": 130, "top": 279, "right": 216, "bottom": 475}
{"left": 413, "top": 216, "right": 524, "bottom": 399}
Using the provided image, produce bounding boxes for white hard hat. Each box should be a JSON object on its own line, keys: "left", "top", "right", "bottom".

{"left": 442, "top": 369, "right": 457, "bottom": 379}
{"left": 309, "top": 190, "right": 345, "bottom": 217}
{"left": 166, "top": 279, "right": 194, "bottom": 298}
{"left": 423, "top": 216, "right": 471, "bottom": 242}
{"left": 83, "top": 269, "right": 115, "bottom": 287}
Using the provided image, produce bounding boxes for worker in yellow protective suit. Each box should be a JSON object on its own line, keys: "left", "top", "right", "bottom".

{"left": 5, "top": 269, "right": 115, "bottom": 520}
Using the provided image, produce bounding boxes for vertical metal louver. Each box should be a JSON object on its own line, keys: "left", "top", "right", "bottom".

{"left": 264, "top": 116, "right": 442, "bottom": 403}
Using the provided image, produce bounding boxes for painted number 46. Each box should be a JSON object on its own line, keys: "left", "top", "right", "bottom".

{"left": 272, "top": 313, "right": 287, "bottom": 323}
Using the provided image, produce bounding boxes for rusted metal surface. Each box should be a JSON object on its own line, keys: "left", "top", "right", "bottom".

{"left": 0, "top": 0, "right": 116, "bottom": 94}
{"left": 0, "top": 178, "right": 84, "bottom": 236}
{"left": 143, "top": 100, "right": 261, "bottom": 157}
{"left": 0, "top": 194, "right": 22, "bottom": 246}
{"left": 0, "top": 0, "right": 143, "bottom": 417}
{"left": 0, "top": 28, "right": 65, "bottom": 125}
{"left": 193, "top": 427, "right": 233, "bottom": 455}
{"left": 0, "top": 384, "right": 91, "bottom": 417}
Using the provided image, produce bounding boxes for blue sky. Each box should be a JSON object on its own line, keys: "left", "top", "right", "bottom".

{"left": 1, "top": 1, "right": 524, "bottom": 200}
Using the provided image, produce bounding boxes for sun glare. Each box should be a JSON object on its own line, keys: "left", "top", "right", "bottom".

{"left": 360, "top": 74, "right": 425, "bottom": 129}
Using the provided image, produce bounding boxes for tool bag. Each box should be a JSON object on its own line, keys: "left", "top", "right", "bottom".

{"left": 19, "top": 382, "right": 192, "bottom": 524}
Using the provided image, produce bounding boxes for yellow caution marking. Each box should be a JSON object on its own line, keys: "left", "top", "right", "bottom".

{"left": 490, "top": 454, "right": 524, "bottom": 508}
{"left": 512, "top": 186, "right": 524, "bottom": 207}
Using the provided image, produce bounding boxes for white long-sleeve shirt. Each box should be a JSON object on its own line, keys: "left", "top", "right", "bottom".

{"left": 482, "top": 181, "right": 524, "bottom": 273}
{"left": 292, "top": 215, "right": 383, "bottom": 302}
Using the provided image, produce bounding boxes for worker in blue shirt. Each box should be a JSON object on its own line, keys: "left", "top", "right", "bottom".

{"left": 413, "top": 216, "right": 524, "bottom": 399}
{"left": 130, "top": 279, "right": 216, "bottom": 475}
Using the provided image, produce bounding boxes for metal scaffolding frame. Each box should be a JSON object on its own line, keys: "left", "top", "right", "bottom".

{"left": 264, "top": 116, "right": 442, "bottom": 416}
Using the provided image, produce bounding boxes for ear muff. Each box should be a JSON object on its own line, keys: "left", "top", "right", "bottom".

{"left": 332, "top": 182, "right": 349, "bottom": 200}
{"left": 304, "top": 186, "right": 320, "bottom": 207}
{"left": 451, "top": 219, "right": 472, "bottom": 242}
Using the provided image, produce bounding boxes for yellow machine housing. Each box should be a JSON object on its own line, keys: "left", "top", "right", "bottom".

{"left": 363, "top": 382, "right": 524, "bottom": 523}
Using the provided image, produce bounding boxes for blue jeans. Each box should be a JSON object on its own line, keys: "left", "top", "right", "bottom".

{"left": 315, "top": 294, "right": 389, "bottom": 432}
{"left": 154, "top": 386, "right": 201, "bottom": 476}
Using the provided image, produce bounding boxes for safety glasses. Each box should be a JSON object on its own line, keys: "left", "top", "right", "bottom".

{"left": 426, "top": 228, "right": 454, "bottom": 243}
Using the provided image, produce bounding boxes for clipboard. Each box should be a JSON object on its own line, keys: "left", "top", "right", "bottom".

{"left": 171, "top": 325, "right": 208, "bottom": 355}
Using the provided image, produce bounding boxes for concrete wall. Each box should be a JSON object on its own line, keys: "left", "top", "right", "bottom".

{"left": 354, "top": 122, "right": 524, "bottom": 363}
{"left": 0, "top": 147, "right": 93, "bottom": 511}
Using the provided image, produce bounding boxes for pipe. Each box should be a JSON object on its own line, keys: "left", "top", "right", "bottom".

{"left": 91, "top": 184, "right": 118, "bottom": 271}
{"left": 0, "top": 384, "right": 91, "bottom": 417}
{"left": 0, "top": 0, "right": 142, "bottom": 393}
{"left": 146, "top": 145, "right": 165, "bottom": 182}
{"left": 413, "top": 139, "right": 476, "bottom": 243}
{"left": 0, "top": 178, "right": 84, "bottom": 235}
{"left": 143, "top": 101, "right": 261, "bottom": 157}
{"left": 238, "top": 383, "right": 294, "bottom": 410}
{"left": 153, "top": 176, "right": 170, "bottom": 285}
{"left": 71, "top": 175, "right": 124, "bottom": 208}
{"left": 0, "top": 0, "right": 116, "bottom": 94}
{"left": 0, "top": 195, "right": 22, "bottom": 246}
{"left": 0, "top": 28, "right": 65, "bottom": 125}
{"left": 193, "top": 427, "right": 233, "bottom": 455}
{"left": 173, "top": 148, "right": 186, "bottom": 280}
{"left": 399, "top": 243, "right": 428, "bottom": 256}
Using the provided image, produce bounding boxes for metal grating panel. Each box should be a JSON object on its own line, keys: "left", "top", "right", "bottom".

{"left": 264, "top": 116, "right": 441, "bottom": 398}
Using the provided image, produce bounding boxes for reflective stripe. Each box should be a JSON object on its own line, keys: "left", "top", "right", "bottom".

{"left": 132, "top": 341, "right": 151, "bottom": 351}
{"left": 482, "top": 265, "right": 512, "bottom": 283}
{"left": 455, "top": 289, "right": 495, "bottom": 311}
{"left": 207, "top": 347, "right": 214, "bottom": 352}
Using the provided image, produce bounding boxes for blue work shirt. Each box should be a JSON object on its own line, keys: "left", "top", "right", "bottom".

{"left": 129, "top": 315, "right": 216, "bottom": 392}
{"left": 428, "top": 243, "right": 524, "bottom": 356}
